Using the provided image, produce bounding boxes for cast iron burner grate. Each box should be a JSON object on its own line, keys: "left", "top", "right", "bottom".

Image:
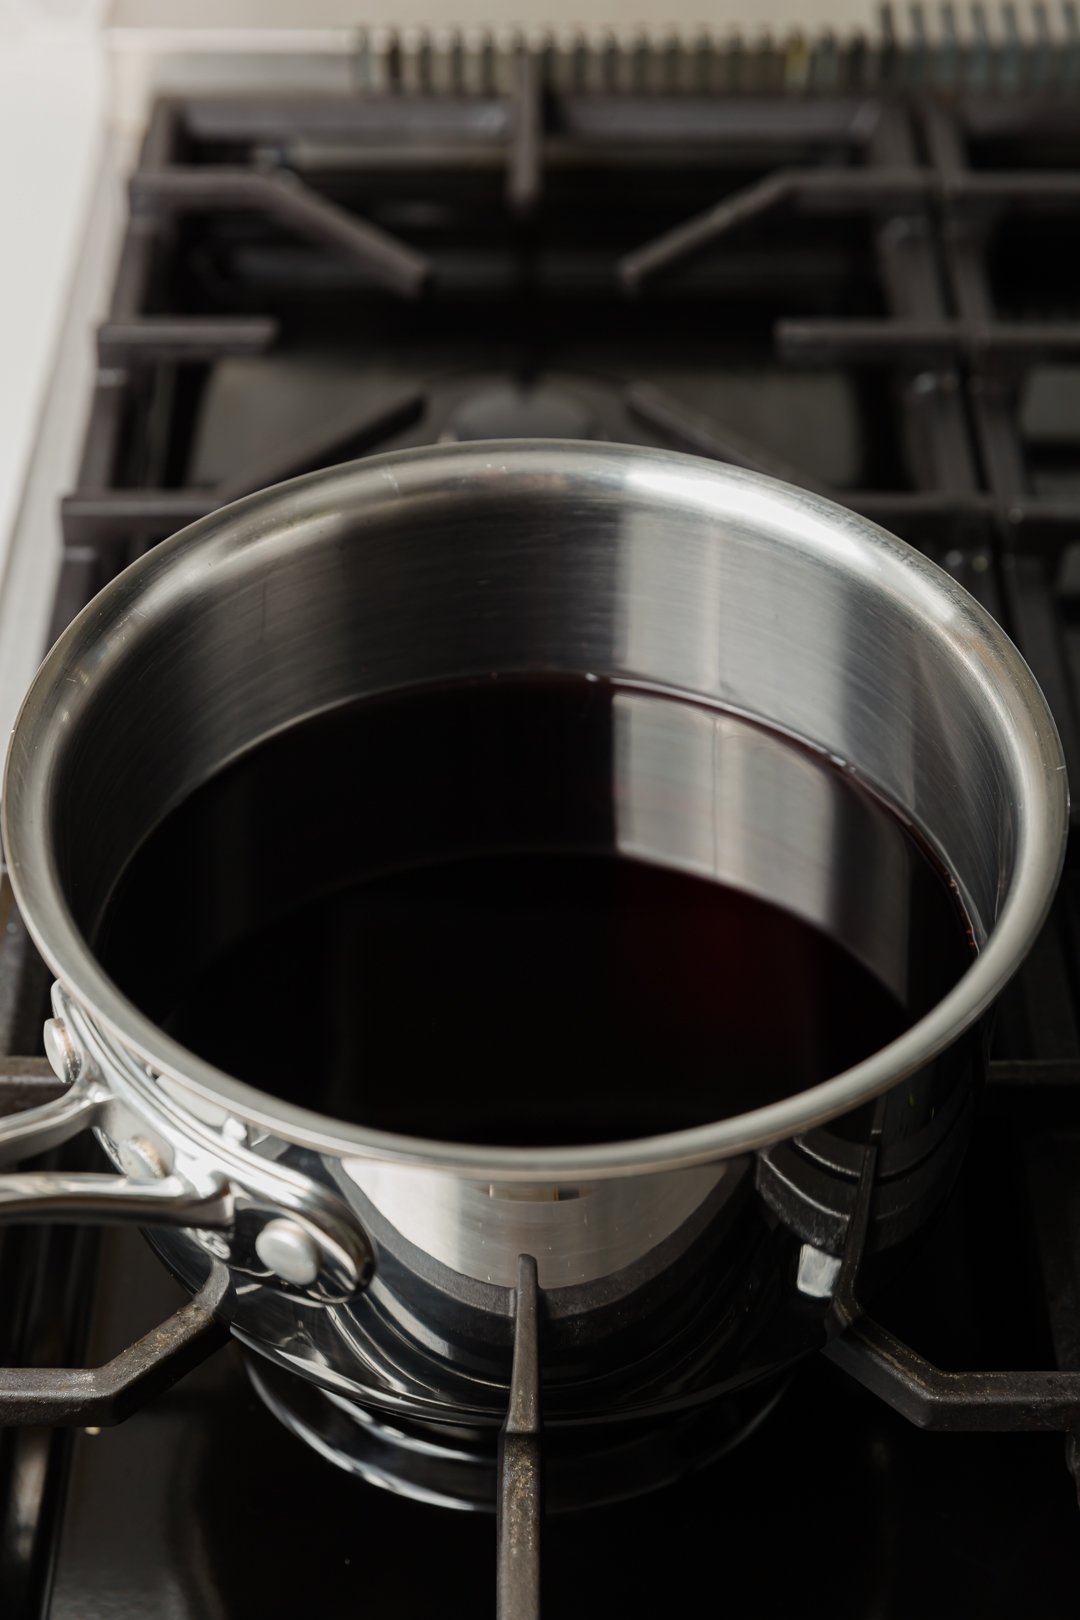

{"left": 5, "top": 44, "right": 1080, "bottom": 1619}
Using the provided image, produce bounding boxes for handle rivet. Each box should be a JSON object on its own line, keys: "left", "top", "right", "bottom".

{"left": 255, "top": 1218, "right": 321, "bottom": 1287}
{"left": 119, "top": 1136, "right": 167, "bottom": 1179}
{"left": 43, "top": 1018, "right": 82, "bottom": 1086}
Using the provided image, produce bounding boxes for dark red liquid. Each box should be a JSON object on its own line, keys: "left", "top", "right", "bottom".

{"left": 96, "top": 678, "right": 973, "bottom": 1146}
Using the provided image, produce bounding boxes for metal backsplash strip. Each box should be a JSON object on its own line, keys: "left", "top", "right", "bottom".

{"left": 354, "top": 5, "right": 1080, "bottom": 96}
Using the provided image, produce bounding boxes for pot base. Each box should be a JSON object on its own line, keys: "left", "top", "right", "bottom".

{"left": 245, "top": 1353, "right": 790, "bottom": 1512}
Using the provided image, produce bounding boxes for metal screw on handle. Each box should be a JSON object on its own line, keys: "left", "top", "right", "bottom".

{"left": 43, "top": 1016, "right": 82, "bottom": 1085}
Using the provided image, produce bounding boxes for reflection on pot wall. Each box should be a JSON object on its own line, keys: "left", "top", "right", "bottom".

{"left": 338, "top": 1156, "right": 739, "bottom": 1290}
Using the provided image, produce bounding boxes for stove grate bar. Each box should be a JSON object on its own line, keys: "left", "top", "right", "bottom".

{"left": 130, "top": 168, "right": 433, "bottom": 300}
{"left": 0, "top": 1257, "right": 228, "bottom": 1427}
{"left": 825, "top": 1316, "right": 1080, "bottom": 1432}
{"left": 496, "top": 1254, "right": 542, "bottom": 1620}
{"left": 618, "top": 169, "right": 929, "bottom": 291}
{"left": 58, "top": 389, "right": 429, "bottom": 549}
{"left": 777, "top": 318, "right": 1080, "bottom": 367}
{"left": 96, "top": 317, "right": 280, "bottom": 365}
{"left": 621, "top": 165, "right": 1080, "bottom": 294}
{"left": 506, "top": 48, "right": 542, "bottom": 218}
{"left": 66, "top": 488, "right": 1080, "bottom": 554}
{"left": 824, "top": 1062, "right": 1080, "bottom": 1502}
{"left": 61, "top": 490, "right": 217, "bottom": 544}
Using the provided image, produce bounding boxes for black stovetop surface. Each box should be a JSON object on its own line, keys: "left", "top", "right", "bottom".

{"left": 4, "top": 62, "right": 1080, "bottom": 1616}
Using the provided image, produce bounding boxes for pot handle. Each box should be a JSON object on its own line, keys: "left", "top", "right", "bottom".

{"left": 0, "top": 1169, "right": 232, "bottom": 1227}
{"left": 0, "top": 1054, "right": 369, "bottom": 1304}
{"left": 0, "top": 1066, "right": 104, "bottom": 1162}
{"left": 0, "top": 1065, "right": 233, "bottom": 1228}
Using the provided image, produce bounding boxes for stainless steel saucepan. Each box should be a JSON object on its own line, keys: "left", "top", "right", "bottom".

{"left": 0, "top": 442, "right": 1068, "bottom": 1434}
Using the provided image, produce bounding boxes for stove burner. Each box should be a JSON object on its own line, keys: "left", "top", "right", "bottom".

{"left": 448, "top": 381, "right": 596, "bottom": 442}
{"left": 245, "top": 1353, "right": 787, "bottom": 1512}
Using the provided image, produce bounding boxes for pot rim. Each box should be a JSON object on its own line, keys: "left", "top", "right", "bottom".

{"left": 2, "top": 441, "right": 1069, "bottom": 1178}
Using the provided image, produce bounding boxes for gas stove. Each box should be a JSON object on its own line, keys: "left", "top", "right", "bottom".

{"left": 3, "top": 30, "right": 1080, "bottom": 1617}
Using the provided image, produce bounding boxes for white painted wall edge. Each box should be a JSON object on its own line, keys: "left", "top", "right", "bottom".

{"left": 0, "top": 31, "right": 106, "bottom": 595}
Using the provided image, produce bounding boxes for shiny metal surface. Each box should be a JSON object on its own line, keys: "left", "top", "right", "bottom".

{"left": 3, "top": 441, "right": 1067, "bottom": 1174}
{"left": 0, "top": 1066, "right": 103, "bottom": 1164}
{"left": 0, "top": 441, "right": 1068, "bottom": 1426}
{"left": 0, "top": 985, "right": 373, "bottom": 1307}
{"left": 0, "top": 1169, "right": 231, "bottom": 1228}
{"left": 340, "top": 1154, "right": 739, "bottom": 1289}
{"left": 254, "top": 1218, "right": 322, "bottom": 1287}
{"left": 42, "top": 1016, "right": 83, "bottom": 1087}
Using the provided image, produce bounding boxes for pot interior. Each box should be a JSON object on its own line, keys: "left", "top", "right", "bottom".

{"left": 4, "top": 445, "right": 1061, "bottom": 1152}
{"left": 92, "top": 676, "right": 972, "bottom": 1144}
